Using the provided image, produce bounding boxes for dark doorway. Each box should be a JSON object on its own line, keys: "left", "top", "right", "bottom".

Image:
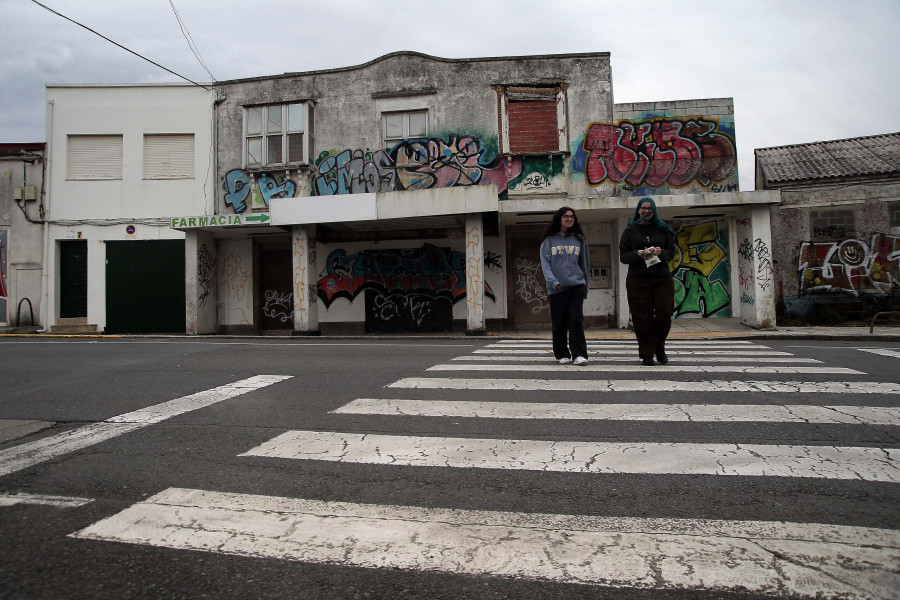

{"left": 59, "top": 240, "right": 88, "bottom": 319}
{"left": 260, "top": 249, "right": 293, "bottom": 331}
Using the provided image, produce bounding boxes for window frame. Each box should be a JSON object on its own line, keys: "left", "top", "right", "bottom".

{"left": 243, "top": 102, "right": 312, "bottom": 169}
{"left": 383, "top": 110, "right": 429, "bottom": 148}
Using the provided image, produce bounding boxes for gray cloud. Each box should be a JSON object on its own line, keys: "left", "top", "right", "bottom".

{"left": 2, "top": 0, "right": 898, "bottom": 190}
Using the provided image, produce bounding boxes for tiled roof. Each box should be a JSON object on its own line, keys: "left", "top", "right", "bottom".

{"left": 755, "top": 132, "right": 900, "bottom": 185}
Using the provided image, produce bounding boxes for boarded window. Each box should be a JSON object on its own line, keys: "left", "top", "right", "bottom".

{"left": 144, "top": 134, "right": 195, "bottom": 179}
{"left": 67, "top": 135, "right": 123, "bottom": 180}
{"left": 810, "top": 208, "right": 856, "bottom": 240}
{"left": 507, "top": 87, "right": 560, "bottom": 154}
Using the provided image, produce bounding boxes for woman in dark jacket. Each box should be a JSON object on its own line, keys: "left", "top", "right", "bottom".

{"left": 619, "top": 197, "right": 676, "bottom": 366}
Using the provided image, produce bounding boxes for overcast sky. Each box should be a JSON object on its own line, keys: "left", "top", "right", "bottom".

{"left": 2, "top": 0, "right": 898, "bottom": 191}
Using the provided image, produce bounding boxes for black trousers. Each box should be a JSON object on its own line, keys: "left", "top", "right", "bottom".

{"left": 626, "top": 274, "right": 675, "bottom": 359}
{"left": 549, "top": 286, "right": 588, "bottom": 360}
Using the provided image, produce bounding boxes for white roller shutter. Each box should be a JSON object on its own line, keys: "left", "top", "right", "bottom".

{"left": 67, "top": 135, "right": 123, "bottom": 180}
{"left": 143, "top": 134, "right": 195, "bottom": 179}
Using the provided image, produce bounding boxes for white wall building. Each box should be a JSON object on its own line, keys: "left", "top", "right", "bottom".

{"left": 43, "top": 83, "right": 214, "bottom": 334}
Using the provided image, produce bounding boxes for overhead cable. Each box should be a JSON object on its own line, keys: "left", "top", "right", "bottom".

{"left": 29, "top": 0, "right": 211, "bottom": 90}
{"left": 168, "top": 0, "right": 215, "bottom": 82}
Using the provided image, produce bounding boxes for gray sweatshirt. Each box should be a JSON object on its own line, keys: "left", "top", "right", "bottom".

{"left": 540, "top": 232, "right": 590, "bottom": 296}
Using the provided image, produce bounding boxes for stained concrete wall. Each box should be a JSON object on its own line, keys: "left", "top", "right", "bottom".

{"left": 767, "top": 180, "right": 900, "bottom": 318}
{"left": 214, "top": 51, "right": 613, "bottom": 213}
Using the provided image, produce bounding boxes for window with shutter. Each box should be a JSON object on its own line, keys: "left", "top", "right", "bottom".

{"left": 67, "top": 135, "right": 123, "bottom": 180}
{"left": 144, "top": 134, "right": 195, "bottom": 179}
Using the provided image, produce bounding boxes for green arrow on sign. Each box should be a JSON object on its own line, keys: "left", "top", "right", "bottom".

{"left": 245, "top": 214, "right": 270, "bottom": 223}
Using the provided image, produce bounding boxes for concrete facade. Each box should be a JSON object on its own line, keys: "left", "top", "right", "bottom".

{"left": 167, "top": 51, "right": 779, "bottom": 335}
{"left": 0, "top": 143, "right": 45, "bottom": 328}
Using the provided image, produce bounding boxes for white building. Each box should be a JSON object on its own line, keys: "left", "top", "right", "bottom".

{"left": 43, "top": 83, "right": 214, "bottom": 333}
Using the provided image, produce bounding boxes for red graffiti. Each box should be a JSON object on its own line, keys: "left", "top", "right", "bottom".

{"left": 583, "top": 118, "right": 736, "bottom": 188}
{"left": 798, "top": 234, "right": 900, "bottom": 296}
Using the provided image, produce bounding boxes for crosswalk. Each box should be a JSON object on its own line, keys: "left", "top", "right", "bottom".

{"left": 70, "top": 339, "right": 900, "bottom": 598}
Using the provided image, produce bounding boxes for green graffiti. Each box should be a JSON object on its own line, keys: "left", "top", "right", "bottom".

{"left": 509, "top": 154, "right": 566, "bottom": 189}
{"left": 673, "top": 269, "right": 730, "bottom": 317}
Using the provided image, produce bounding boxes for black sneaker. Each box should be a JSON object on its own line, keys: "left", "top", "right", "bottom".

{"left": 642, "top": 357, "right": 655, "bottom": 366}
{"left": 655, "top": 347, "right": 668, "bottom": 364}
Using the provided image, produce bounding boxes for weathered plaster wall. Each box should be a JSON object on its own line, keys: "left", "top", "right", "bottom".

{"left": 215, "top": 52, "right": 613, "bottom": 213}
{"left": 769, "top": 181, "right": 900, "bottom": 317}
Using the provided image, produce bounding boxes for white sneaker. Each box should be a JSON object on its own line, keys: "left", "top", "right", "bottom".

{"left": 559, "top": 357, "right": 572, "bottom": 364}
{"left": 573, "top": 356, "right": 588, "bottom": 365}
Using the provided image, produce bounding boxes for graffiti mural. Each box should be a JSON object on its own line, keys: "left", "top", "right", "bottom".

{"left": 508, "top": 154, "right": 566, "bottom": 192}
{"left": 262, "top": 289, "right": 293, "bottom": 324}
{"left": 670, "top": 221, "right": 731, "bottom": 317}
{"left": 466, "top": 224, "right": 484, "bottom": 318}
{"left": 577, "top": 118, "right": 736, "bottom": 190}
{"left": 197, "top": 243, "right": 213, "bottom": 308}
{"left": 798, "top": 233, "right": 900, "bottom": 296}
{"left": 513, "top": 257, "right": 549, "bottom": 314}
{"left": 316, "top": 243, "right": 495, "bottom": 308}
{"left": 313, "top": 135, "right": 523, "bottom": 196}
{"left": 223, "top": 169, "right": 297, "bottom": 213}
{"left": 0, "top": 229, "right": 7, "bottom": 321}
{"left": 220, "top": 253, "right": 251, "bottom": 324}
{"left": 366, "top": 291, "right": 453, "bottom": 333}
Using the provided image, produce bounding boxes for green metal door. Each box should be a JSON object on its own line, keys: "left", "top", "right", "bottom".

{"left": 105, "top": 240, "right": 185, "bottom": 334}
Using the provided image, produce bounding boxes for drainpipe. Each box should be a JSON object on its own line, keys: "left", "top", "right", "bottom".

{"left": 39, "top": 98, "right": 53, "bottom": 332}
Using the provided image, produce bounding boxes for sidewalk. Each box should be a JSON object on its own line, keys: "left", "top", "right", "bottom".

{"left": 2, "top": 318, "right": 899, "bottom": 341}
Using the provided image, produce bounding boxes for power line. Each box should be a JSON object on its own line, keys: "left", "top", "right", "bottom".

{"left": 29, "top": 0, "right": 211, "bottom": 90}
{"left": 168, "top": 0, "right": 215, "bottom": 82}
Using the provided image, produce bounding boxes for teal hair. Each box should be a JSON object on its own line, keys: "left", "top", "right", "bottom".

{"left": 627, "top": 197, "right": 675, "bottom": 234}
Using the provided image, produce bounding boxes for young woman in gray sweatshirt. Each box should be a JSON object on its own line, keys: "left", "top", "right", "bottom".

{"left": 540, "top": 206, "right": 590, "bottom": 365}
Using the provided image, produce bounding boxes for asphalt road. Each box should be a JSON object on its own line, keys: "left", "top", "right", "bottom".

{"left": 0, "top": 337, "right": 897, "bottom": 600}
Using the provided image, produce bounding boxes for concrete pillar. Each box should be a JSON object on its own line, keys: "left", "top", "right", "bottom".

{"left": 184, "top": 230, "right": 199, "bottom": 335}
{"left": 750, "top": 204, "right": 776, "bottom": 328}
{"left": 291, "top": 224, "right": 319, "bottom": 335}
{"left": 465, "top": 213, "right": 486, "bottom": 335}
{"left": 184, "top": 230, "right": 217, "bottom": 335}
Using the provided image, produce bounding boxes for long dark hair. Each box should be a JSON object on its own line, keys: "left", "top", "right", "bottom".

{"left": 543, "top": 206, "right": 585, "bottom": 241}
{"left": 627, "top": 196, "right": 675, "bottom": 235}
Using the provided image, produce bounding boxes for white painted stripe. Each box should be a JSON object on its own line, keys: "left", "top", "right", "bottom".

{"left": 454, "top": 355, "right": 822, "bottom": 363}
{"left": 70, "top": 487, "right": 900, "bottom": 598}
{"left": 241, "top": 431, "right": 900, "bottom": 482}
{"left": 390, "top": 377, "right": 900, "bottom": 394}
{"left": 475, "top": 349, "right": 793, "bottom": 355}
{"left": 428, "top": 364, "right": 862, "bottom": 375}
{"left": 859, "top": 348, "right": 900, "bottom": 359}
{"left": 0, "top": 492, "right": 93, "bottom": 508}
{"left": 0, "top": 375, "right": 292, "bottom": 478}
{"left": 333, "top": 399, "right": 900, "bottom": 425}
{"left": 492, "top": 340, "right": 759, "bottom": 346}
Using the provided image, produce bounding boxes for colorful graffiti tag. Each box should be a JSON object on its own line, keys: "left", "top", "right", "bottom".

{"left": 576, "top": 118, "right": 736, "bottom": 190}
{"left": 313, "top": 135, "right": 523, "bottom": 196}
{"left": 670, "top": 221, "right": 731, "bottom": 317}
{"left": 222, "top": 170, "right": 298, "bottom": 213}
{"left": 798, "top": 234, "right": 900, "bottom": 296}
{"left": 316, "top": 244, "right": 495, "bottom": 308}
